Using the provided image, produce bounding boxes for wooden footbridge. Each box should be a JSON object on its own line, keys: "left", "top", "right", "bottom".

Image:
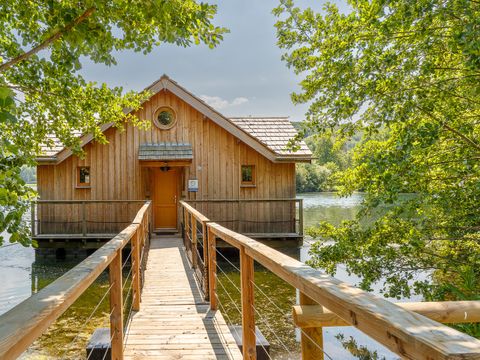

{"left": 124, "top": 236, "right": 241, "bottom": 359}
{"left": 1, "top": 200, "right": 480, "bottom": 360}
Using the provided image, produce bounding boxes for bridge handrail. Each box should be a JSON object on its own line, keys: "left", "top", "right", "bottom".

{"left": 0, "top": 201, "right": 152, "bottom": 360}
{"left": 181, "top": 201, "right": 480, "bottom": 360}
{"left": 181, "top": 200, "right": 210, "bottom": 223}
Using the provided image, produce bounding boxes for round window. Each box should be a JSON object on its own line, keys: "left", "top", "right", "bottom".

{"left": 153, "top": 107, "right": 176, "bottom": 129}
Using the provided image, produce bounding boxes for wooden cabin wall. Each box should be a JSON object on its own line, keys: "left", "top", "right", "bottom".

{"left": 37, "top": 90, "right": 296, "bottom": 234}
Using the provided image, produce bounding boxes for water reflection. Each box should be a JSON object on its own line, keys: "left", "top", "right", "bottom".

{"left": 298, "top": 192, "right": 364, "bottom": 228}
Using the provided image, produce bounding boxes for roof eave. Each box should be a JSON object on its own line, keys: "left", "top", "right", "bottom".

{"left": 274, "top": 156, "right": 312, "bottom": 163}
{"left": 36, "top": 156, "right": 58, "bottom": 164}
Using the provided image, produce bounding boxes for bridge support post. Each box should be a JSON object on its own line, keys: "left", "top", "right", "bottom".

{"left": 299, "top": 292, "right": 324, "bottom": 360}
{"left": 132, "top": 231, "right": 141, "bottom": 312}
{"left": 240, "top": 246, "right": 256, "bottom": 360}
{"left": 207, "top": 227, "right": 217, "bottom": 311}
{"left": 109, "top": 251, "right": 124, "bottom": 360}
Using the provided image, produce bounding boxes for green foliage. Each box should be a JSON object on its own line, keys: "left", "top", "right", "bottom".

{"left": 296, "top": 133, "right": 357, "bottom": 193}
{"left": 296, "top": 162, "right": 333, "bottom": 192}
{"left": 0, "top": 0, "right": 227, "bottom": 245}
{"left": 336, "top": 334, "right": 386, "bottom": 360}
{"left": 275, "top": 0, "right": 480, "bottom": 303}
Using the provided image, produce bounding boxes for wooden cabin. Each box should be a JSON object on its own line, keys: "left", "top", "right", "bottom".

{"left": 34, "top": 75, "right": 311, "bottom": 252}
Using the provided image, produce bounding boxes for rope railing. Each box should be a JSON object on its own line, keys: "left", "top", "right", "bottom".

{"left": 0, "top": 201, "right": 152, "bottom": 360}
{"left": 180, "top": 200, "right": 480, "bottom": 360}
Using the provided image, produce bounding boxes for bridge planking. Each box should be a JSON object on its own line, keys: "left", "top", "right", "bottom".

{"left": 124, "top": 236, "right": 242, "bottom": 360}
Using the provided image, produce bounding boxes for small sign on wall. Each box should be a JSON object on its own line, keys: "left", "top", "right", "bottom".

{"left": 188, "top": 179, "right": 199, "bottom": 192}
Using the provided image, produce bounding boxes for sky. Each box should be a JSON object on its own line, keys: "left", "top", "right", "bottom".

{"left": 80, "top": 0, "right": 345, "bottom": 121}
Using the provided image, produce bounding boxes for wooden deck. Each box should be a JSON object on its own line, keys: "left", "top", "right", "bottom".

{"left": 124, "top": 236, "right": 243, "bottom": 360}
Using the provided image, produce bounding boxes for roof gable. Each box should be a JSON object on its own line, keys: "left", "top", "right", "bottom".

{"left": 38, "top": 75, "right": 312, "bottom": 164}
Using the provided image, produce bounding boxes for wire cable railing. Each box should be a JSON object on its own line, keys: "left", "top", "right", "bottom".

{"left": 216, "top": 254, "right": 298, "bottom": 359}
{"left": 180, "top": 200, "right": 480, "bottom": 360}
{"left": 0, "top": 201, "right": 152, "bottom": 360}
{"left": 85, "top": 306, "right": 117, "bottom": 360}
{"left": 216, "top": 280, "right": 274, "bottom": 360}
{"left": 59, "top": 280, "right": 114, "bottom": 359}
{"left": 215, "top": 246, "right": 332, "bottom": 360}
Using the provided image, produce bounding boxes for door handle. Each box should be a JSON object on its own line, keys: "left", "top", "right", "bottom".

{"left": 174, "top": 195, "right": 177, "bottom": 203}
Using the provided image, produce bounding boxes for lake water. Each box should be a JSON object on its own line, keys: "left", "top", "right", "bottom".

{"left": 0, "top": 192, "right": 424, "bottom": 359}
{"left": 216, "top": 193, "right": 422, "bottom": 360}
{"left": 298, "top": 193, "right": 422, "bottom": 359}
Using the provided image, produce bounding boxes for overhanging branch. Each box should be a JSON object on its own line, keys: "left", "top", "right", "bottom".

{"left": 0, "top": 7, "right": 96, "bottom": 73}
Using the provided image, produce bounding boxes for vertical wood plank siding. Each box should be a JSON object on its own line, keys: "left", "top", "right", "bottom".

{"left": 37, "top": 90, "right": 295, "bottom": 231}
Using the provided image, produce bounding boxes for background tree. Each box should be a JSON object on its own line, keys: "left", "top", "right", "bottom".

{"left": 274, "top": 0, "right": 480, "bottom": 309}
{"left": 295, "top": 130, "right": 359, "bottom": 193}
{"left": 0, "top": 0, "right": 227, "bottom": 244}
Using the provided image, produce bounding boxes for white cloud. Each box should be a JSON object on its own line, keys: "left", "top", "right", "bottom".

{"left": 200, "top": 95, "right": 249, "bottom": 110}
{"left": 231, "top": 97, "right": 248, "bottom": 106}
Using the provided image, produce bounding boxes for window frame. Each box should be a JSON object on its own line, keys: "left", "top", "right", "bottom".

{"left": 153, "top": 106, "right": 177, "bottom": 130}
{"left": 76, "top": 166, "right": 91, "bottom": 188}
{"left": 240, "top": 165, "right": 256, "bottom": 187}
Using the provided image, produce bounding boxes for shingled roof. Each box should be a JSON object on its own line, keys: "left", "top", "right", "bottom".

{"left": 230, "top": 117, "right": 310, "bottom": 157}
{"left": 37, "top": 75, "right": 312, "bottom": 163}
{"left": 138, "top": 143, "right": 193, "bottom": 161}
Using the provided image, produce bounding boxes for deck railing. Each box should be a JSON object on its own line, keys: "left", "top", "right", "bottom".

{"left": 182, "top": 201, "right": 211, "bottom": 299}
{"left": 0, "top": 201, "right": 152, "bottom": 360}
{"left": 181, "top": 201, "right": 480, "bottom": 360}
{"left": 31, "top": 200, "right": 148, "bottom": 238}
{"left": 186, "top": 198, "right": 303, "bottom": 236}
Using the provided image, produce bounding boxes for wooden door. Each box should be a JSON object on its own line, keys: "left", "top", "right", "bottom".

{"left": 152, "top": 168, "right": 178, "bottom": 230}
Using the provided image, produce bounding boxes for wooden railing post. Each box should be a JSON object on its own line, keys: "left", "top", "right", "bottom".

{"left": 202, "top": 221, "right": 209, "bottom": 301}
{"left": 109, "top": 250, "right": 124, "bottom": 360}
{"left": 82, "top": 201, "right": 87, "bottom": 236}
{"left": 191, "top": 213, "right": 197, "bottom": 268}
{"left": 31, "top": 202, "right": 35, "bottom": 236}
{"left": 149, "top": 205, "right": 153, "bottom": 237}
{"left": 184, "top": 208, "right": 189, "bottom": 247}
{"left": 182, "top": 205, "right": 186, "bottom": 240}
{"left": 236, "top": 200, "right": 242, "bottom": 233}
{"left": 240, "top": 246, "right": 256, "bottom": 360}
{"left": 207, "top": 227, "right": 217, "bottom": 311}
{"left": 132, "top": 230, "right": 141, "bottom": 312}
{"left": 298, "top": 199, "right": 304, "bottom": 236}
{"left": 238, "top": 199, "right": 242, "bottom": 233}
{"left": 299, "top": 292, "right": 323, "bottom": 360}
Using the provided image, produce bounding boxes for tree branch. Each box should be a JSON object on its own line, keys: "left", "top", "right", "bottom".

{"left": 416, "top": 105, "right": 480, "bottom": 151}
{"left": 0, "top": 7, "right": 96, "bottom": 73}
{"left": 442, "top": 123, "right": 480, "bottom": 151}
